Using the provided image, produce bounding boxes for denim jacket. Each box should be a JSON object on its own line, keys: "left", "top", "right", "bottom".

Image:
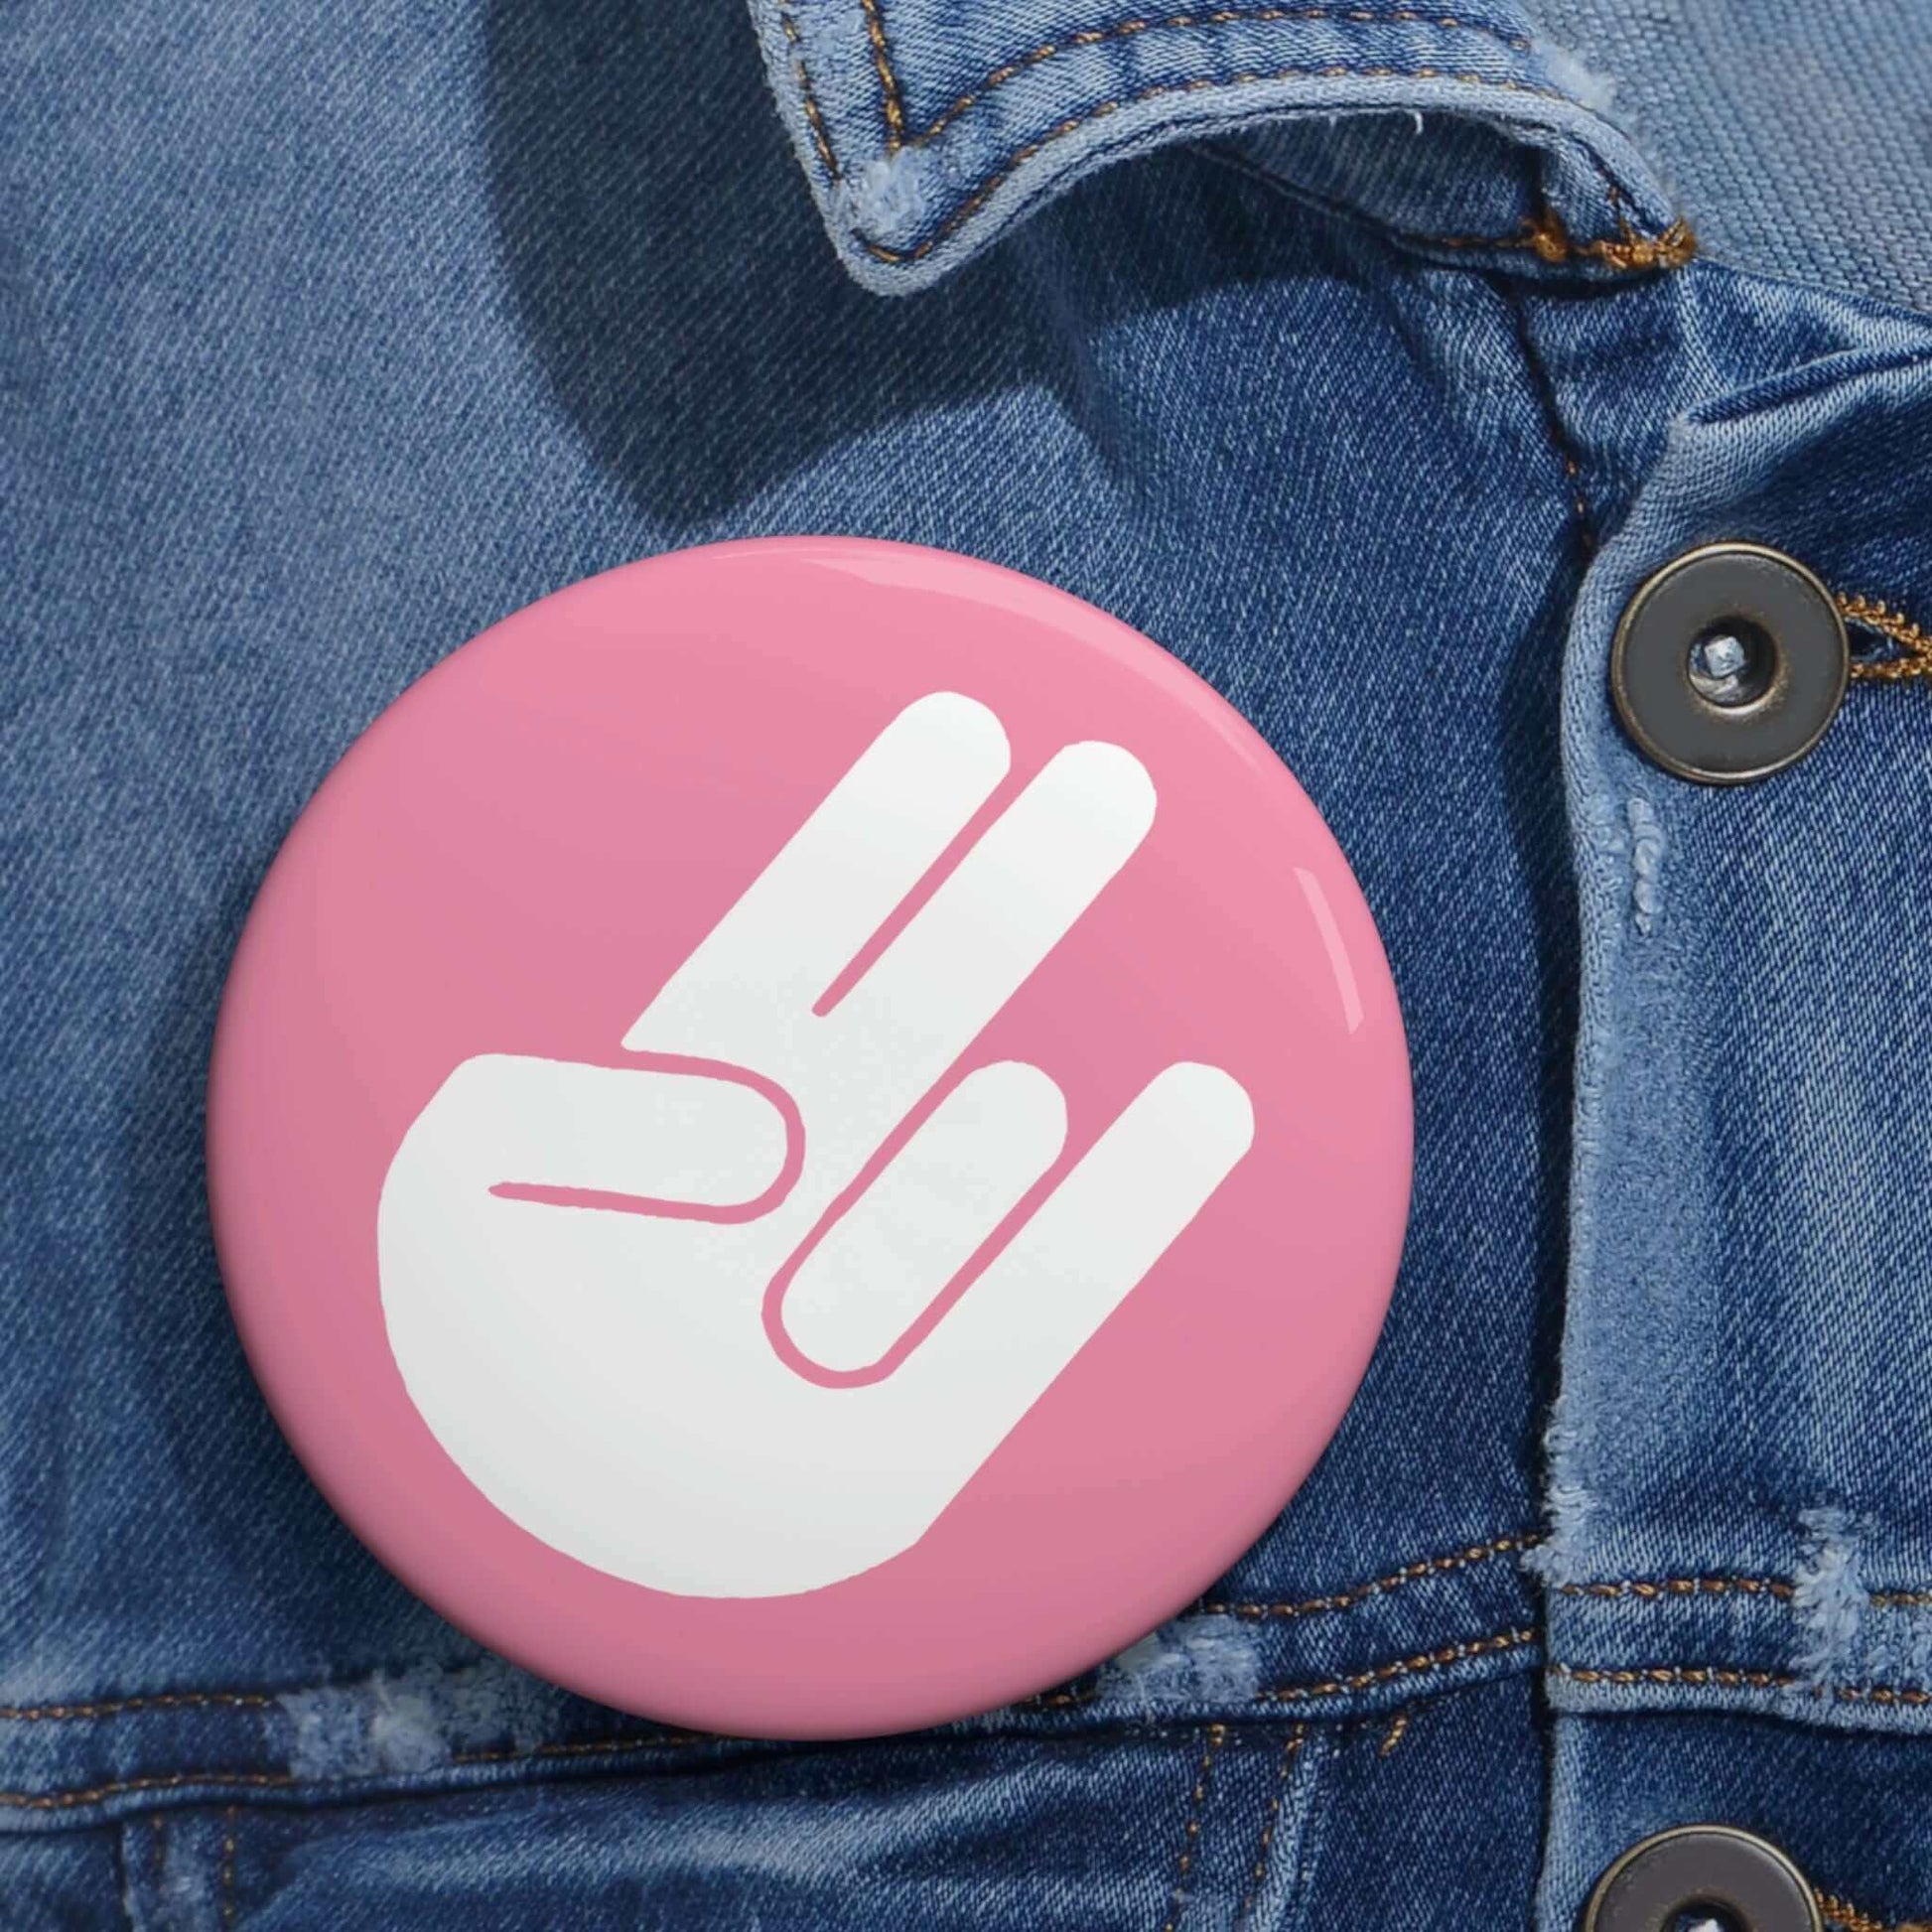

{"left": 5, "top": 0, "right": 1931, "bottom": 1925}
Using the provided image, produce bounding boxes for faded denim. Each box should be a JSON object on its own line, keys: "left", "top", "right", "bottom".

{"left": 4, "top": 0, "right": 1932, "bottom": 1925}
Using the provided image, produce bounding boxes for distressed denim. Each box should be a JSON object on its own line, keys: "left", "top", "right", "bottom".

{"left": 4, "top": 0, "right": 1932, "bottom": 1926}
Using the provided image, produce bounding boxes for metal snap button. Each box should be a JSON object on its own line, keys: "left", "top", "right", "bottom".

{"left": 1610, "top": 542, "right": 1848, "bottom": 783}
{"left": 1583, "top": 1825, "right": 1823, "bottom": 1932}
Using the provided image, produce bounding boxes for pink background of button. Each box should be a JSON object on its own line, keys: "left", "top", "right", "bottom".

{"left": 207, "top": 538, "right": 1412, "bottom": 1738}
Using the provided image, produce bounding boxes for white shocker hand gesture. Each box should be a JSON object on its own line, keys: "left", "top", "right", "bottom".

{"left": 379, "top": 693, "right": 1255, "bottom": 1596}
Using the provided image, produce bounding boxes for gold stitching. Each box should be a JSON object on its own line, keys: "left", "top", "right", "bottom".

{"left": 218, "top": 1805, "right": 238, "bottom": 1928}
{"left": 1819, "top": 1891, "right": 1889, "bottom": 1932}
{"left": 1019, "top": 1681, "right": 1102, "bottom": 1711}
{"left": 1036, "top": 1630, "right": 1537, "bottom": 1711}
{"left": 1839, "top": 1683, "right": 1932, "bottom": 1707}
{"left": 779, "top": 7, "right": 840, "bottom": 178}
{"left": 1554, "top": 1661, "right": 1797, "bottom": 1690}
{"left": 0, "top": 1690, "right": 275, "bottom": 1722}
{"left": 1161, "top": 1723, "right": 1228, "bottom": 1932}
{"left": 0, "top": 1771, "right": 299, "bottom": 1813}
{"left": 1819, "top": 1891, "right": 1882, "bottom": 1932}
{"left": 1256, "top": 1626, "right": 1539, "bottom": 1703}
{"left": 1557, "top": 1574, "right": 1796, "bottom": 1602}
{"left": 1555, "top": 1573, "right": 1932, "bottom": 1607}
{"left": 450, "top": 1730, "right": 704, "bottom": 1766}
{"left": 1377, "top": 1708, "right": 1412, "bottom": 1755}
{"left": 1200, "top": 1533, "right": 1539, "bottom": 1619}
{"left": 1196, "top": 145, "right": 1688, "bottom": 270}
{"left": 1550, "top": 1661, "right": 1932, "bottom": 1705}
{"left": 860, "top": 0, "right": 906, "bottom": 146}
{"left": 906, "top": 7, "right": 1536, "bottom": 147}
{"left": 0, "top": 1732, "right": 704, "bottom": 1812}
{"left": 1816, "top": 1887, "right": 1932, "bottom": 1932}
{"left": 0, "top": 1683, "right": 750, "bottom": 1729}
{"left": 786, "top": 6, "right": 1693, "bottom": 271}
{"left": 1839, "top": 593, "right": 1932, "bottom": 683}
{"left": 855, "top": 67, "right": 1686, "bottom": 265}
{"left": 1233, "top": 1726, "right": 1306, "bottom": 1931}
{"left": 1384, "top": 207, "right": 1695, "bottom": 268}
{"left": 0, "top": 1622, "right": 1540, "bottom": 1810}
{"left": 1519, "top": 204, "right": 1696, "bottom": 271}
{"left": 1411, "top": 201, "right": 1696, "bottom": 267}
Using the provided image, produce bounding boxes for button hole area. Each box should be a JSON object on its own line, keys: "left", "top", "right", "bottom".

{"left": 1671, "top": 1909, "right": 1746, "bottom": 1932}
{"left": 1837, "top": 590, "right": 1932, "bottom": 681}
{"left": 1686, "top": 619, "right": 1779, "bottom": 711}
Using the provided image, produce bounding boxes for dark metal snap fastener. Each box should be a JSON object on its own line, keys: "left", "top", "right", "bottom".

{"left": 1610, "top": 542, "right": 1848, "bottom": 783}
{"left": 1583, "top": 1825, "right": 1823, "bottom": 1932}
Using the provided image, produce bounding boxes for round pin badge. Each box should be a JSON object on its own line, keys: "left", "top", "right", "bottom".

{"left": 208, "top": 538, "right": 1412, "bottom": 1738}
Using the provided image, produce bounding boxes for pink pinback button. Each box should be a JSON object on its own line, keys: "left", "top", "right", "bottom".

{"left": 208, "top": 537, "right": 1412, "bottom": 1739}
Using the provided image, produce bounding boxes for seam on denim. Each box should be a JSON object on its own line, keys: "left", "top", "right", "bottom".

{"left": 1496, "top": 278, "right": 1593, "bottom": 555}
{"left": 0, "top": 1771, "right": 302, "bottom": 1814}
{"left": 1817, "top": 1886, "right": 1932, "bottom": 1932}
{"left": 1577, "top": 183, "right": 1697, "bottom": 272}
{"left": 218, "top": 1806, "right": 238, "bottom": 1928}
{"left": 0, "top": 1640, "right": 1536, "bottom": 1813}
{"left": 1195, "top": 141, "right": 1693, "bottom": 273}
{"left": 1377, "top": 1707, "right": 1412, "bottom": 1755}
{"left": 891, "top": 8, "right": 1535, "bottom": 151}
{"left": 1199, "top": 1531, "right": 1540, "bottom": 1619}
{"left": 1029, "top": 1617, "right": 1538, "bottom": 1717}
{"left": 1557, "top": 1574, "right": 1796, "bottom": 1602}
{"left": 1443, "top": 205, "right": 1695, "bottom": 272}
{"left": 0, "top": 1691, "right": 276, "bottom": 1723}
{"left": 1021, "top": 1680, "right": 1104, "bottom": 1711}
{"left": 792, "top": 9, "right": 1696, "bottom": 268}
{"left": 0, "top": 1533, "right": 1548, "bottom": 1739}
{"left": 151, "top": 1813, "right": 166, "bottom": 1883}
{"left": 1549, "top": 1662, "right": 1932, "bottom": 1706}
{"left": 1820, "top": 1892, "right": 1875, "bottom": 1932}
{"left": 446, "top": 1729, "right": 703, "bottom": 1764}
{"left": 1232, "top": 1725, "right": 1306, "bottom": 1931}
{"left": 1160, "top": 1722, "right": 1228, "bottom": 1932}
{"left": 856, "top": 67, "right": 1588, "bottom": 265}
{"left": 1818, "top": 1893, "right": 1881, "bottom": 1932}
{"left": 1256, "top": 1626, "right": 1539, "bottom": 1703}
{"left": 1550, "top": 1661, "right": 1796, "bottom": 1691}
{"left": 0, "top": 1733, "right": 706, "bottom": 1813}
{"left": 779, "top": 7, "right": 841, "bottom": 179}
{"left": 1557, "top": 1574, "right": 1932, "bottom": 1608}
{"left": 111, "top": 1817, "right": 132, "bottom": 1932}
{"left": 860, "top": 0, "right": 906, "bottom": 146}
{"left": 1838, "top": 593, "right": 1932, "bottom": 682}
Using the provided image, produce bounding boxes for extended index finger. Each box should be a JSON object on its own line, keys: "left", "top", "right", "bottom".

{"left": 818, "top": 740, "right": 1156, "bottom": 1116}
{"left": 625, "top": 692, "right": 1009, "bottom": 1052}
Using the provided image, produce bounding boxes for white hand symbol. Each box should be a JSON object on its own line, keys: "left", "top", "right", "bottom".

{"left": 378, "top": 693, "right": 1254, "bottom": 1597}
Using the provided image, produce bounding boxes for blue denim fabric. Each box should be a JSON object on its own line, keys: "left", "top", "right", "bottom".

{"left": 1529, "top": 1, "right": 1932, "bottom": 314}
{"left": 5, "top": 0, "right": 1932, "bottom": 1925}
{"left": 753, "top": 0, "right": 1678, "bottom": 293}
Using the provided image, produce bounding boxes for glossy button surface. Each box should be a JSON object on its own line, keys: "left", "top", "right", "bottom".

{"left": 207, "top": 538, "right": 1412, "bottom": 1738}
{"left": 1610, "top": 541, "right": 1848, "bottom": 784}
{"left": 1584, "top": 1826, "right": 1823, "bottom": 1932}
